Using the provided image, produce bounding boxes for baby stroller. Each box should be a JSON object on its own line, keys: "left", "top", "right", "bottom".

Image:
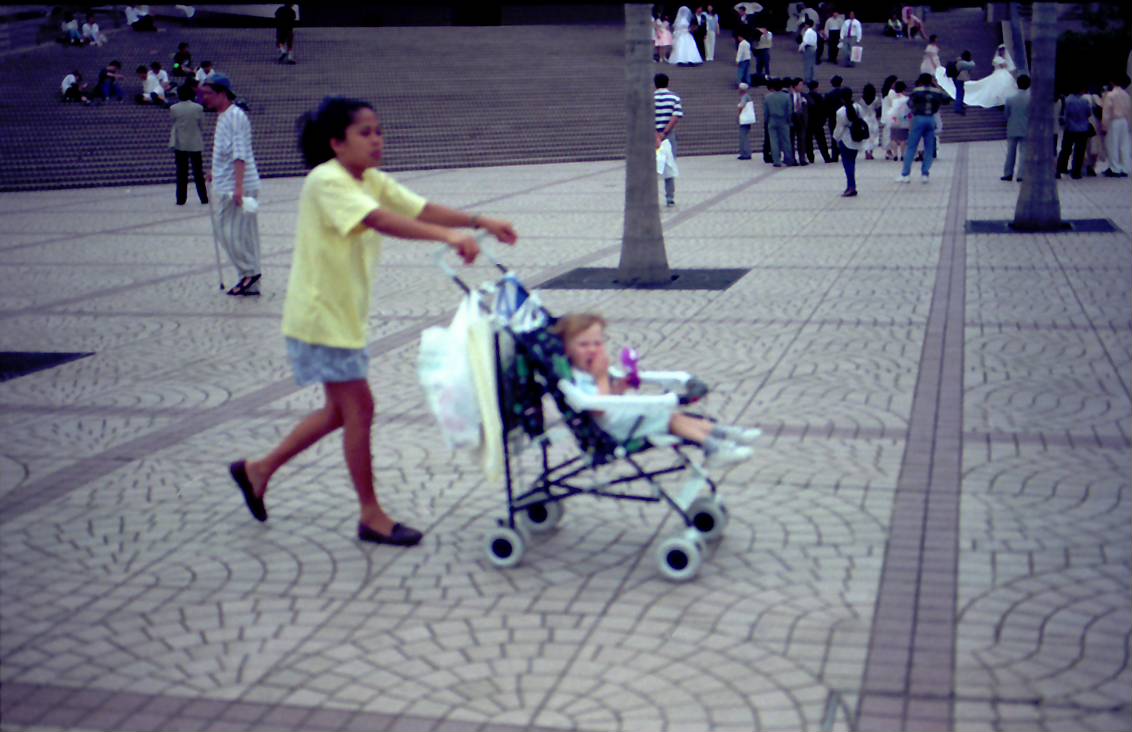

{"left": 427, "top": 245, "right": 749, "bottom": 582}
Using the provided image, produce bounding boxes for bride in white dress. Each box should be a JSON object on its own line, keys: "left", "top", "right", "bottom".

{"left": 936, "top": 44, "right": 1018, "bottom": 108}
{"left": 668, "top": 6, "right": 704, "bottom": 66}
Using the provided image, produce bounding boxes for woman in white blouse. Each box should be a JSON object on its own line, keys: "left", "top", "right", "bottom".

{"left": 920, "top": 34, "right": 941, "bottom": 75}
{"left": 832, "top": 90, "right": 867, "bottom": 196}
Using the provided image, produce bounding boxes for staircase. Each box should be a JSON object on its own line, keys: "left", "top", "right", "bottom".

{"left": 0, "top": 9, "right": 1006, "bottom": 192}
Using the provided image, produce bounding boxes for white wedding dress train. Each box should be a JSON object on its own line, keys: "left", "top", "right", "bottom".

{"left": 936, "top": 51, "right": 1018, "bottom": 108}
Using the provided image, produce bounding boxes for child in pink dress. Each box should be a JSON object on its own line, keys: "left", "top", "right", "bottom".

{"left": 655, "top": 16, "right": 673, "bottom": 62}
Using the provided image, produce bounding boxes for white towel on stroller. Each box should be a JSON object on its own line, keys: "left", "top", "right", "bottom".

{"left": 467, "top": 307, "right": 504, "bottom": 481}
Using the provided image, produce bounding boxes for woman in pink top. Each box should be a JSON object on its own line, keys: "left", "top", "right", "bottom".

{"left": 654, "top": 15, "right": 673, "bottom": 62}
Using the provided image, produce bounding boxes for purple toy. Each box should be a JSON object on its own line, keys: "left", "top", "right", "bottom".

{"left": 620, "top": 347, "right": 641, "bottom": 389}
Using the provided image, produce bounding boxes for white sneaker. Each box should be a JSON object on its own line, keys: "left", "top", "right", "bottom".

{"left": 705, "top": 442, "right": 754, "bottom": 467}
{"left": 921, "top": 174, "right": 930, "bottom": 184}
{"left": 896, "top": 175, "right": 910, "bottom": 183}
{"left": 721, "top": 427, "right": 762, "bottom": 444}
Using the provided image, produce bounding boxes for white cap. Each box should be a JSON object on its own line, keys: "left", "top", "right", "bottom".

{"left": 739, "top": 82, "right": 749, "bottom": 90}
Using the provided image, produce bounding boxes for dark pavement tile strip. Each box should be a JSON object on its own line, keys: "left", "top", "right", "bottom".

{"left": 856, "top": 144, "right": 969, "bottom": 732}
{"left": 0, "top": 680, "right": 568, "bottom": 732}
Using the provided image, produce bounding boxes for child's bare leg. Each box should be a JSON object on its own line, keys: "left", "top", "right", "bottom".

{"left": 245, "top": 387, "right": 344, "bottom": 498}
{"left": 669, "top": 413, "right": 761, "bottom": 447}
{"left": 326, "top": 380, "right": 395, "bottom": 535}
{"left": 668, "top": 413, "right": 715, "bottom": 444}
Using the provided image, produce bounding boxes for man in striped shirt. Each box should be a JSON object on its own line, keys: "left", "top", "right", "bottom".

{"left": 201, "top": 73, "right": 263, "bottom": 296}
{"left": 654, "top": 73, "right": 684, "bottom": 207}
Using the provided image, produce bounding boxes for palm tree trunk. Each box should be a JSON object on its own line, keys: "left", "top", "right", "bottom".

{"left": 1013, "top": 1, "right": 1063, "bottom": 230}
{"left": 618, "top": 3, "right": 671, "bottom": 286}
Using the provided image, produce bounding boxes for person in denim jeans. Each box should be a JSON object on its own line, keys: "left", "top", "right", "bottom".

{"left": 833, "top": 89, "right": 865, "bottom": 196}
{"left": 1056, "top": 84, "right": 1094, "bottom": 179}
{"left": 898, "top": 73, "right": 947, "bottom": 183}
{"left": 93, "top": 60, "right": 125, "bottom": 101}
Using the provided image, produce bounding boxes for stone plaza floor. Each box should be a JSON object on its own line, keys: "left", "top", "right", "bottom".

{"left": 1, "top": 142, "right": 1130, "bottom": 732}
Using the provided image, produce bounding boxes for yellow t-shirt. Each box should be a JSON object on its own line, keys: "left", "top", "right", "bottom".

{"left": 281, "top": 159, "right": 427, "bottom": 349}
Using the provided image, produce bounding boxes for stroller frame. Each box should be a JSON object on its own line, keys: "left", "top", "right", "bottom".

{"left": 436, "top": 245, "right": 733, "bottom": 581}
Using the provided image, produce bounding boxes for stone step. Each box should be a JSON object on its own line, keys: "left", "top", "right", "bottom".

{"left": 0, "top": 11, "right": 1009, "bottom": 191}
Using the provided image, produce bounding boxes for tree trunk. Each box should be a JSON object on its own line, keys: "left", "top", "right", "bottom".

{"left": 618, "top": 3, "right": 671, "bottom": 286}
{"left": 1013, "top": 2, "right": 1064, "bottom": 230}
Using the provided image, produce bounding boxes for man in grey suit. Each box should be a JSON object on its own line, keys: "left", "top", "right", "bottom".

{"left": 763, "top": 78, "right": 794, "bottom": 166}
{"left": 169, "top": 84, "right": 208, "bottom": 205}
{"left": 1001, "top": 74, "right": 1031, "bottom": 182}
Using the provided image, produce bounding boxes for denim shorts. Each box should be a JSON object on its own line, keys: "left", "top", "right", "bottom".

{"left": 285, "top": 337, "right": 370, "bottom": 386}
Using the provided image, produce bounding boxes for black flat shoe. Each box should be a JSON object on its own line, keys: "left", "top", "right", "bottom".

{"left": 227, "top": 274, "right": 262, "bottom": 296}
{"left": 358, "top": 522, "right": 423, "bottom": 547}
{"left": 229, "top": 460, "right": 267, "bottom": 522}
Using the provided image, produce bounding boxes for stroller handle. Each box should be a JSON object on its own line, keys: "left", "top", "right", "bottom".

{"left": 433, "top": 231, "right": 508, "bottom": 293}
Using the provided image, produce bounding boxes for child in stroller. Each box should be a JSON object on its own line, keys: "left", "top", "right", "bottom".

{"left": 553, "top": 312, "right": 760, "bottom": 465}
{"left": 431, "top": 251, "right": 760, "bottom": 581}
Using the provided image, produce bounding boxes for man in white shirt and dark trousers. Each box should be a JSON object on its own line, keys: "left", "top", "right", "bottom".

{"left": 201, "top": 73, "right": 263, "bottom": 296}
{"left": 735, "top": 31, "right": 752, "bottom": 88}
{"left": 799, "top": 19, "right": 818, "bottom": 84}
{"left": 840, "top": 11, "right": 862, "bottom": 67}
{"left": 654, "top": 73, "right": 684, "bottom": 207}
{"left": 823, "top": 10, "right": 842, "bottom": 65}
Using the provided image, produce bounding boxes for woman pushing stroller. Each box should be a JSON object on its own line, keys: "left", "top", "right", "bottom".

{"left": 228, "top": 97, "right": 517, "bottom": 546}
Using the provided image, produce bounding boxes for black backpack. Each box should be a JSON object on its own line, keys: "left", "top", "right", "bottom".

{"left": 846, "top": 103, "right": 869, "bottom": 142}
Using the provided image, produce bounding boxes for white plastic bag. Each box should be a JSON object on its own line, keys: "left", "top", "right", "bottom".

{"left": 418, "top": 294, "right": 482, "bottom": 450}
{"left": 655, "top": 139, "right": 679, "bottom": 178}
{"left": 739, "top": 100, "right": 757, "bottom": 125}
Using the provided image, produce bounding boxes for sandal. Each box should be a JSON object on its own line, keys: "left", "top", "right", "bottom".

{"left": 226, "top": 274, "right": 262, "bottom": 297}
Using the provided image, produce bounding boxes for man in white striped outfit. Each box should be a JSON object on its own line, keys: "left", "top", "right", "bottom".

{"left": 201, "top": 73, "right": 263, "bottom": 296}
{"left": 654, "top": 73, "right": 684, "bottom": 207}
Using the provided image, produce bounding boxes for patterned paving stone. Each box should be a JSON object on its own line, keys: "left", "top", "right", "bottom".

{"left": 1, "top": 144, "right": 1129, "bottom": 731}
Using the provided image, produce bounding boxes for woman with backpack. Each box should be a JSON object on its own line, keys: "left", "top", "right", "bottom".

{"left": 833, "top": 88, "right": 869, "bottom": 197}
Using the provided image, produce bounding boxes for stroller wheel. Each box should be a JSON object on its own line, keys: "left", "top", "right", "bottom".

{"left": 656, "top": 532, "right": 703, "bottom": 582}
{"left": 688, "top": 496, "right": 728, "bottom": 542}
{"left": 485, "top": 526, "right": 526, "bottom": 569}
{"left": 516, "top": 494, "right": 564, "bottom": 534}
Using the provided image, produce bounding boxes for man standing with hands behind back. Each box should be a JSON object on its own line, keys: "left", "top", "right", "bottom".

{"left": 169, "top": 84, "right": 209, "bottom": 206}
{"left": 202, "top": 73, "right": 263, "bottom": 297}
{"left": 654, "top": 73, "right": 684, "bottom": 207}
{"left": 1001, "top": 74, "right": 1030, "bottom": 182}
{"left": 764, "top": 78, "right": 793, "bottom": 167}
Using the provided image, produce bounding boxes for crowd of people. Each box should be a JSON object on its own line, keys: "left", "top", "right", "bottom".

{"left": 644, "top": 2, "right": 1131, "bottom": 201}
{"left": 61, "top": 49, "right": 221, "bottom": 108}
{"left": 732, "top": 71, "right": 951, "bottom": 197}
{"left": 718, "top": 4, "right": 1132, "bottom": 196}
{"left": 56, "top": 4, "right": 298, "bottom": 106}
{"left": 52, "top": 5, "right": 305, "bottom": 307}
